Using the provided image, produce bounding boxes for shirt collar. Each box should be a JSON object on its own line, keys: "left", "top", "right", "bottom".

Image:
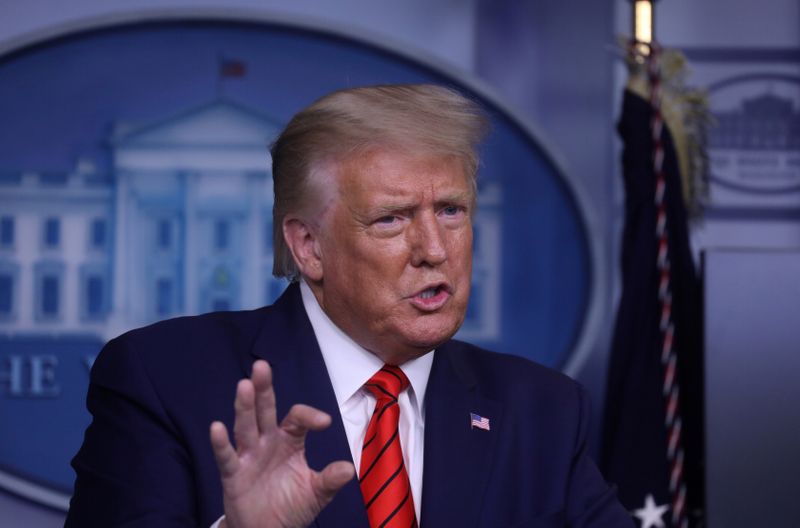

{"left": 299, "top": 281, "right": 434, "bottom": 418}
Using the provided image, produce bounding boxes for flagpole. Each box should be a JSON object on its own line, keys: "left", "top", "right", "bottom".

{"left": 216, "top": 54, "right": 223, "bottom": 99}
{"left": 603, "top": 2, "right": 705, "bottom": 527}
{"left": 216, "top": 57, "right": 246, "bottom": 99}
{"left": 646, "top": 43, "right": 689, "bottom": 528}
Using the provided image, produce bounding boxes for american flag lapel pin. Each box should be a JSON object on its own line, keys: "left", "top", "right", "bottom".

{"left": 470, "top": 412, "right": 490, "bottom": 431}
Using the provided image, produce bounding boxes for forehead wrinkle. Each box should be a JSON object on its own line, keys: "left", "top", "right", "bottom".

{"left": 335, "top": 150, "right": 474, "bottom": 213}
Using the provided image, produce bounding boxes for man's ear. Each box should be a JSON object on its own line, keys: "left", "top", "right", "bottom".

{"left": 282, "top": 217, "right": 323, "bottom": 281}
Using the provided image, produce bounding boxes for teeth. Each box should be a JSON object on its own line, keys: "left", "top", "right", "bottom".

{"left": 419, "top": 288, "right": 437, "bottom": 299}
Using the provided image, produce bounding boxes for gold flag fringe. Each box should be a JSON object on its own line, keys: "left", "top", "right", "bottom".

{"left": 619, "top": 37, "right": 713, "bottom": 219}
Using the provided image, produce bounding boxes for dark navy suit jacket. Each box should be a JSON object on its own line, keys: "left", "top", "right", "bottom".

{"left": 66, "top": 284, "right": 632, "bottom": 527}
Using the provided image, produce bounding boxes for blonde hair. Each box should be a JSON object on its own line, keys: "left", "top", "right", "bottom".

{"left": 270, "top": 84, "right": 489, "bottom": 280}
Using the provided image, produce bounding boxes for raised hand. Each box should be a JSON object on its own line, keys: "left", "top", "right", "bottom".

{"left": 210, "top": 360, "right": 355, "bottom": 528}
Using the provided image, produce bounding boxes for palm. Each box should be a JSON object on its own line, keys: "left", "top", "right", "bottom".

{"left": 210, "top": 360, "right": 355, "bottom": 528}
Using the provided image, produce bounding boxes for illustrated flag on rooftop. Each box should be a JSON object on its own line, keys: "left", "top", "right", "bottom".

{"left": 219, "top": 58, "right": 246, "bottom": 78}
{"left": 601, "top": 46, "right": 705, "bottom": 528}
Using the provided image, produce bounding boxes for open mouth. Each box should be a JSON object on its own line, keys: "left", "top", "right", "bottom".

{"left": 410, "top": 283, "right": 451, "bottom": 311}
{"left": 418, "top": 285, "right": 444, "bottom": 299}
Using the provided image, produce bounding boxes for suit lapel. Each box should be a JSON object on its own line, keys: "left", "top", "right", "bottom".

{"left": 420, "top": 341, "right": 503, "bottom": 528}
{"left": 247, "top": 287, "right": 503, "bottom": 527}
{"left": 249, "top": 284, "right": 369, "bottom": 528}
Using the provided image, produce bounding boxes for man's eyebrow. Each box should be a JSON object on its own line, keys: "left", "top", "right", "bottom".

{"left": 366, "top": 202, "right": 416, "bottom": 216}
{"left": 435, "top": 191, "right": 474, "bottom": 205}
{"left": 356, "top": 189, "right": 474, "bottom": 217}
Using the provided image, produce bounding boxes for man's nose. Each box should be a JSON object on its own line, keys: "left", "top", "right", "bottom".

{"left": 410, "top": 212, "right": 447, "bottom": 267}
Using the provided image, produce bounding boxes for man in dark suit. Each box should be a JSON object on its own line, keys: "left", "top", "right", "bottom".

{"left": 66, "top": 85, "right": 632, "bottom": 527}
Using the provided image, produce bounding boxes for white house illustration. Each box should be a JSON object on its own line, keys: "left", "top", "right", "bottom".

{"left": 108, "top": 100, "right": 285, "bottom": 337}
{"left": 0, "top": 161, "right": 113, "bottom": 337}
{"left": 0, "top": 99, "right": 501, "bottom": 344}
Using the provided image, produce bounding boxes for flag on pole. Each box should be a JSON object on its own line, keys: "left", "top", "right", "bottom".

{"left": 219, "top": 59, "right": 246, "bottom": 78}
{"left": 601, "top": 47, "right": 705, "bottom": 528}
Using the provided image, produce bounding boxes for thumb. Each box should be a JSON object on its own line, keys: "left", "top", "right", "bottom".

{"left": 314, "top": 460, "right": 356, "bottom": 504}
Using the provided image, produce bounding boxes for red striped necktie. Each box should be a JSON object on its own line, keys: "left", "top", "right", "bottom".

{"left": 359, "top": 365, "right": 418, "bottom": 528}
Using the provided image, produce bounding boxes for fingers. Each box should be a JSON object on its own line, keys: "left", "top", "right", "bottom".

{"left": 210, "top": 421, "right": 240, "bottom": 478}
{"left": 280, "top": 404, "right": 332, "bottom": 446}
{"left": 315, "top": 461, "right": 356, "bottom": 503}
{"left": 251, "top": 360, "right": 277, "bottom": 434}
{"left": 232, "top": 378, "right": 259, "bottom": 451}
{"left": 228, "top": 361, "right": 332, "bottom": 452}
{"left": 232, "top": 361, "right": 277, "bottom": 452}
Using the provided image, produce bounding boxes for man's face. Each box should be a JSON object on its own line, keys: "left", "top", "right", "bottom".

{"left": 313, "top": 150, "right": 473, "bottom": 365}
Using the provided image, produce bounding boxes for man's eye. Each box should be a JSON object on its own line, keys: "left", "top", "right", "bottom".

{"left": 442, "top": 206, "right": 462, "bottom": 216}
{"left": 376, "top": 215, "right": 397, "bottom": 224}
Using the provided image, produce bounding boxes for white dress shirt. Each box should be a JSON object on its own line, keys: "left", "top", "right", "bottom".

{"left": 212, "top": 283, "right": 433, "bottom": 527}
{"left": 301, "top": 281, "right": 433, "bottom": 522}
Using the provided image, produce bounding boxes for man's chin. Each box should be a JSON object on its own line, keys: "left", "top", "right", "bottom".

{"left": 369, "top": 313, "right": 465, "bottom": 364}
{"left": 370, "top": 331, "right": 452, "bottom": 365}
{"left": 401, "top": 320, "right": 462, "bottom": 352}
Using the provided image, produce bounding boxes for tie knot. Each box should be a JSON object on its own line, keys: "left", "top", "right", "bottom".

{"left": 364, "top": 365, "right": 410, "bottom": 401}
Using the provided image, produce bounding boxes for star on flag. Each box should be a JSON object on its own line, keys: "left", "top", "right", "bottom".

{"left": 633, "top": 494, "right": 669, "bottom": 528}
